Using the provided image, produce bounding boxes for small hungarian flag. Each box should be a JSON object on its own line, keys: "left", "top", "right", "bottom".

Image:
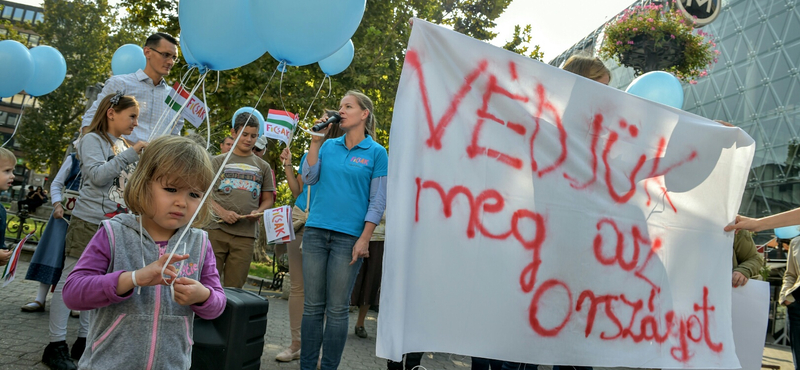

{"left": 166, "top": 82, "right": 189, "bottom": 112}
{"left": 264, "top": 109, "right": 298, "bottom": 145}
{"left": 164, "top": 82, "right": 206, "bottom": 128}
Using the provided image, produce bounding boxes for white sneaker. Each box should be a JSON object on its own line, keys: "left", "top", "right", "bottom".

{"left": 275, "top": 347, "right": 300, "bottom": 362}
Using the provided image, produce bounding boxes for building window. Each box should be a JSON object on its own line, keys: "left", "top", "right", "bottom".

{"left": 34, "top": 12, "right": 42, "bottom": 23}
{"left": 1, "top": 6, "right": 13, "bottom": 19}
{"left": 23, "top": 10, "right": 33, "bottom": 23}
{"left": 0, "top": 29, "right": 6, "bottom": 37}
{"left": 29, "top": 35, "right": 39, "bottom": 47}
{"left": 0, "top": 111, "right": 8, "bottom": 126}
{"left": 12, "top": 7, "right": 23, "bottom": 21}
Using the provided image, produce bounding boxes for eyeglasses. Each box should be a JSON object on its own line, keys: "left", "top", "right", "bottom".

{"left": 147, "top": 47, "right": 178, "bottom": 62}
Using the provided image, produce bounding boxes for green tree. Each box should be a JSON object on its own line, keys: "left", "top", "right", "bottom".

{"left": 503, "top": 24, "right": 544, "bottom": 61}
{"left": 116, "top": 0, "right": 538, "bottom": 205}
{"left": 16, "top": 0, "right": 113, "bottom": 180}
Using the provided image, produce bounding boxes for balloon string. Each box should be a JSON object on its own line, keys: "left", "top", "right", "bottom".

{"left": 292, "top": 75, "right": 330, "bottom": 145}
{"left": 202, "top": 79, "right": 211, "bottom": 150}
{"left": 160, "top": 66, "right": 280, "bottom": 280}
{"left": 326, "top": 74, "right": 333, "bottom": 98}
{"left": 2, "top": 95, "right": 27, "bottom": 148}
{"left": 164, "top": 71, "right": 208, "bottom": 138}
{"left": 149, "top": 67, "right": 196, "bottom": 142}
{"left": 215, "top": 71, "right": 221, "bottom": 93}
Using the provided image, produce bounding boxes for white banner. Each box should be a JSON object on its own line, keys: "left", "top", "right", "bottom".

{"left": 263, "top": 205, "right": 294, "bottom": 244}
{"left": 378, "top": 19, "right": 756, "bottom": 368}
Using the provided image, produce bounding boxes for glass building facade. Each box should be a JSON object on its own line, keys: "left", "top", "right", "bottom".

{"left": 551, "top": 0, "right": 800, "bottom": 241}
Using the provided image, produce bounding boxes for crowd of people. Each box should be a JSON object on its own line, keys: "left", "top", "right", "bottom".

{"left": 0, "top": 28, "right": 798, "bottom": 370}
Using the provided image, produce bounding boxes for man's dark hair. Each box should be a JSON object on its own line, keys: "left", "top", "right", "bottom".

{"left": 145, "top": 32, "right": 178, "bottom": 48}
{"left": 233, "top": 113, "right": 260, "bottom": 132}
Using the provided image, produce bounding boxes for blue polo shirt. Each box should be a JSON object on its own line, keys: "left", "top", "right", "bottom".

{"left": 304, "top": 135, "right": 388, "bottom": 237}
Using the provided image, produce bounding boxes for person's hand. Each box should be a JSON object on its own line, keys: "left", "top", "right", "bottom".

{"left": 0, "top": 249, "right": 12, "bottom": 266}
{"left": 732, "top": 271, "right": 748, "bottom": 287}
{"left": 136, "top": 253, "right": 190, "bottom": 286}
{"left": 724, "top": 214, "right": 763, "bottom": 232}
{"left": 220, "top": 210, "right": 240, "bottom": 224}
{"left": 171, "top": 277, "right": 211, "bottom": 306}
{"left": 53, "top": 203, "right": 64, "bottom": 219}
{"left": 350, "top": 237, "right": 370, "bottom": 265}
{"left": 132, "top": 141, "right": 148, "bottom": 154}
{"left": 280, "top": 148, "right": 292, "bottom": 166}
{"left": 311, "top": 117, "right": 329, "bottom": 143}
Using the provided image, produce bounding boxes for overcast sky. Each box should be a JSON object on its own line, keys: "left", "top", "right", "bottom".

{"left": 11, "top": 0, "right": 636, "bottom": 62}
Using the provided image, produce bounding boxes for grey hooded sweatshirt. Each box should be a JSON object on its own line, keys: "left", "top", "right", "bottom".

{"left": 73, "top": 132, "right": 139, "bottom": 225}
{"left": 65, "top": 214, "right": 226, "bottom": 370}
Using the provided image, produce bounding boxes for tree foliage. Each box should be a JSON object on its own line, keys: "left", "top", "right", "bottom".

{"left": 503, "top": 24, "right": 545, "bottom": 61}
{"left": 15, "top": 0, "right": 148, "bottom": 180}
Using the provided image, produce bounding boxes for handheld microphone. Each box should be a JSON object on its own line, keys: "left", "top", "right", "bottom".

{"left": 311, "top": 113, "right": 341, "bottom": 132}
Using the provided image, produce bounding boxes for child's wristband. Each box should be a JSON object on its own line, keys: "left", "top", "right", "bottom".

{"left": 131, "top": 270, "right": 140, "bottom": 287}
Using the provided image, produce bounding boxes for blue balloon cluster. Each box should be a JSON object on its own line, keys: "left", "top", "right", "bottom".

{"left": 111, "top": 44, "right": 146, "bottom": 76}
{"left": 177, "top": 0, "right": 365, "bottom": 72}
{"left": 625, "top": 71, "right": 685, "bottom": 109}
{"left": 0, "top": 40, "right": 67, "bottom": 98}
{"left": 231, "top": 107, "right": 265, "bottom": 137}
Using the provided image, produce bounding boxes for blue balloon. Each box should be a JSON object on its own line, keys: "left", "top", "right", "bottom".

{"left": 0, "top": 40, "right": 34, "bottom": 98}
{"left": 111, "top": 44, "right": 146, "bottom": 75}
{"left": 179, "top": 0, "right": 269, "bottom": 71}
{"left": 251, "top": 0, "right": 366, "bottom": 67}
{"left": 231, "top": 107, "right": 265, "bottom": 137}
{"left": 318, "top": 40, "right": 354, "bottom": 76}
{"left": 26, "top": 46, "right": 67, "bottom": 97}
{"left": 775, "top": 226, "right": 800, "bottom": 240}
{"left": 625, "top": 71, "right": 684, "bottom": 109}
{"left": 179, "top": 37, "right": 206, "bottom": 74}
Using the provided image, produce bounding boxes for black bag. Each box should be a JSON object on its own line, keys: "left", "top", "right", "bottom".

{"left": 191, "top": 288, "right": 269, "bottom": 370}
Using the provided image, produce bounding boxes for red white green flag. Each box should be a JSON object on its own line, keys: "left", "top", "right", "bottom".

{"left": 264, "top": 109, "right": 298, "bottom": 145}
{"left": 165, "top": 82, "right": 207, "bottom": 128}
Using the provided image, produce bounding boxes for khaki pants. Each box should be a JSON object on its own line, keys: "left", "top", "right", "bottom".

{"left": 208, "top": 228, "right": 255, "bottom": 288}
{"left": 65, "top": 217, "right": 99, "bottom": 258}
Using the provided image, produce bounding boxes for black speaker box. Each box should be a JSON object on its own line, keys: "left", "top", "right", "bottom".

{"left": 191, "top": 288, "right": 269, "bottom": 370}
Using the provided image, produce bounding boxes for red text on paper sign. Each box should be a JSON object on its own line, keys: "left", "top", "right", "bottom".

{"left": 415, "top": 179, "right": 724, "bottom": 363}
{"left": 405, "top": 48, "right": 722, "bottom": 363}
{"left": 403, "top": 50, "right": 698, "bottom": 213}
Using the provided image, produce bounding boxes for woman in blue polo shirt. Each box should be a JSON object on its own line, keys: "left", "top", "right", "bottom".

{"left": 300, "top": 90, "right": 388, "bottom": 370}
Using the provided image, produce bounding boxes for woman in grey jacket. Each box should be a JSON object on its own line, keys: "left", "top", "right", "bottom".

{"left": 42, "top": 92, "right": 147, "bottom": 370}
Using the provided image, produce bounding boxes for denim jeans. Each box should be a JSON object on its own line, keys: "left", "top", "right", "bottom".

{"left": 300, "top": 227, "right": 363, "bottom": 370}
{"left": 788, "top": 301, "right": 800, "bottom": 370}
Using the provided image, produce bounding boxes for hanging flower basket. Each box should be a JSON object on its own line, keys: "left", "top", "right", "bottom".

{"left": 618, "top": 34, "right": 685, "bottom": 75}
{"left": 599, "top": 1, "right": 719, "bottom": 83}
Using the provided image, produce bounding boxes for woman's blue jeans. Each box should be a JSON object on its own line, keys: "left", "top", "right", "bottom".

{"left": 300, "top": 227, "right": 363, "bottom": 370}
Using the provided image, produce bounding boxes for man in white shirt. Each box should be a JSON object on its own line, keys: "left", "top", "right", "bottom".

{"left": 80, "top": 32, "right": 184, "bottom": 143}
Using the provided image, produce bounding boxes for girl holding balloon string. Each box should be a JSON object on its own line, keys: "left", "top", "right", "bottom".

{"left": 63, "top": 136, "right": 225, "bottom": 369}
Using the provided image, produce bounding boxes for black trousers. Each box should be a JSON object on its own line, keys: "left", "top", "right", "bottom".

{"left": 387, "top": 352, "right": 424, "bottom": 370}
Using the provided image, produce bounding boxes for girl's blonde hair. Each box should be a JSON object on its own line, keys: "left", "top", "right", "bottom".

{"left": 124, "top": 136, "right": 215, "bottom": 228}
{"left": 344, "top": 90, "right": 376, "bottom": 137}
{"left": 563, "top": 55, "right": 611, "bottom": 83}
{"left": 86, "top": 93, "right": 139, "bottom": 147}
{"left": 0, "top": 147, "right": 16, "bottom": 164}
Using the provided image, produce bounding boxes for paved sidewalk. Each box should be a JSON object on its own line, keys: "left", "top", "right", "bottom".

{"left": 0, "top": 259, "right": 794, "bottom": 369}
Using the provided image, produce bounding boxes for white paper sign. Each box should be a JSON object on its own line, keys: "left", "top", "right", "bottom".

{"left": 263, "top": 205, "right": 294, "bottom": 243}
{"left": 378, "top": 19, "right": 756, "bottom": 368}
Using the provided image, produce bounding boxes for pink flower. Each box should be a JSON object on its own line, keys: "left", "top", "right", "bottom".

{"left": 616, "top": 41, "right": 623, "bottom": 45}
{"left": 670, "top": 34, "right": 676, "bottom": 39}
{"left": 689, "top": 80, "right": 697, "bottom": 85}
{"left": 633, "top": 28, "right": 638, "bottom": 31}
{"left": 647, "top": 18, "right": 654, "bottom": 22}
{"left": 714, "top": 49, "right": 721, "bottom": 55}
{"left": 628, "top": 41, "right": 635, "bottom": 45}
{"left": 651, "top": 27, "right": 656, "bottom": 30}
{"left": 699, "top": 71, "right": 708, "bottom": 77}
{"left": 713, "top": 57, "right": 719, "bottom": 63}
{"left": 679, "top": 19, "right": 685, "bottom": 23}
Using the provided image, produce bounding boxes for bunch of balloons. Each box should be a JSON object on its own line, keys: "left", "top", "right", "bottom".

{"left": 178, "top": 0, "right": 364, "bottom": 75}
{"left": 0, "top": 40, "right": 66, "bottom": 98}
